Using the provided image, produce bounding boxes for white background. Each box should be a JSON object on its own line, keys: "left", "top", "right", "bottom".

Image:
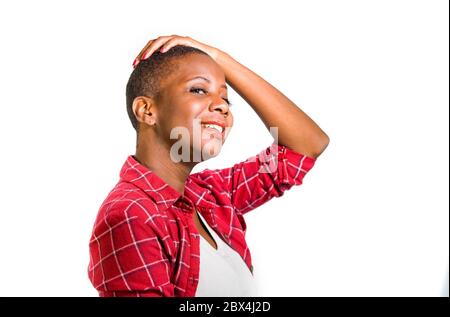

{"left": 0, "top": 0, "right": 448, "bottom": 297}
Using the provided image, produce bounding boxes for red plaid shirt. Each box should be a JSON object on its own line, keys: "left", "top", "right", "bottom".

{"left": 88, "top": 142, "right": 316, "bottom": 297}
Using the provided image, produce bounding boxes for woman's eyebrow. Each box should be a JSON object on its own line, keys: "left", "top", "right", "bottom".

{"left": 187, "top": 76, "right": 227, "bottom": 90}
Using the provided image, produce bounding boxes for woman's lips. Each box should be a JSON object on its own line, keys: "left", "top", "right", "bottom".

{"left": 202, "top": 126, "right": 223, "bottom": 139}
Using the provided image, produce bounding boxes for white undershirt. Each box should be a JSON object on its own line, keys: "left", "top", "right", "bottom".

{"left": 195, "top": 211, "right": 257, "bottom": 297}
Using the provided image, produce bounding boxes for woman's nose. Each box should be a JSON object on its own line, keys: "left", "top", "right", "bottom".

{"left": 209, "top": 95, "right": 230, "bottom": 116}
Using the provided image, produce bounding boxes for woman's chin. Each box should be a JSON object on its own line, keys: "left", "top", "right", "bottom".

{"left": 200, "top": 138, "right": 223, "bottom": 160}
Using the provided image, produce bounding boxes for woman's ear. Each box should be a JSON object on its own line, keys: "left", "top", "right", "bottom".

{"left": 132, "top": 96, "right": 157, "bottom": 127}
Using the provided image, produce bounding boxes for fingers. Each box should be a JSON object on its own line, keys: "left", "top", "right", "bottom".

{"left": 159, "top": 37, "right": 188, "bottom": 54}
{"left": 134, "top": 39, "right": 155, "bottom": 65}
{"left": 133, "top": 36, "right": 167, "bottom": 67}
{"left": 133, "top": 35, "right": 175, "bottom": 68}
{"left": 132, "top": 35, "right": 191, "bottom": 68}
{"left": 141, "top": 36, "right": 172, "bottom": 59}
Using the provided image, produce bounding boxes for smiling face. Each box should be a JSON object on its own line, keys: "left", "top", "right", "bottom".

{"left": 151, "top": 53, "right": 234, "bottom": 162}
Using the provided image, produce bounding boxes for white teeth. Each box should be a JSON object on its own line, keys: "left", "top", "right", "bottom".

{"left": 203, "top": 124, "right": 223, "bottom": 133}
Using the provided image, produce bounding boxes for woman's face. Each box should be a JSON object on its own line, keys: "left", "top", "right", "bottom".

{"left": 155, "top": 53, "right": 234, "bottom": 162}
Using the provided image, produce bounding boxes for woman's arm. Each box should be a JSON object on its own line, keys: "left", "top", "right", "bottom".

{"left": 133, "top": 35, "right": 329, "bottom": 158}
{"left": 215, "top": 50, "right": 329, "bottom": 159}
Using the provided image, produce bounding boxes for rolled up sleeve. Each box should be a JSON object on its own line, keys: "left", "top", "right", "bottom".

{"left": 210, "top": 142, "right": 317, "bottom": 215}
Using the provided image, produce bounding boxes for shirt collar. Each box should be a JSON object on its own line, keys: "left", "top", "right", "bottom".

{"left": 119, "top": 155, "right": 216, "bottom": 213}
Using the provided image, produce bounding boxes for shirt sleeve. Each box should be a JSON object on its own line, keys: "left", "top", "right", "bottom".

{"left": 206, "top": 142, "right": 317, "bottom": 215}
{"left": 88, "top": 203, "right": 174, "bottom": 297}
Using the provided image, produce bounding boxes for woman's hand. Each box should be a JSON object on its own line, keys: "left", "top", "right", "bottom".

{"left": 132, "top": 35, "right": 221, "bottom": 68}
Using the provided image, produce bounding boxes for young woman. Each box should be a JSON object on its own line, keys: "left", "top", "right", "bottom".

{"left": 88, "top": 35, "right": 329, "bottom": 297}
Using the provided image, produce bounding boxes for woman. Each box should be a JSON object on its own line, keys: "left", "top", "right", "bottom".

{"left": 88, "top": 35, "right": 330, "bottom": 297}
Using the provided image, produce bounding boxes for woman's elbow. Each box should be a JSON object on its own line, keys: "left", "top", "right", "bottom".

{"left": 311, "top": 134, "right": 330, "bottom": 159}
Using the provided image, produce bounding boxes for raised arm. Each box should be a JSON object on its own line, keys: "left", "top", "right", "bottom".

{"left": 133, "top": 35, "right": 330, "bottom": 158}
{"left": 214, "top": 50, "right": 329, "bottom": 159}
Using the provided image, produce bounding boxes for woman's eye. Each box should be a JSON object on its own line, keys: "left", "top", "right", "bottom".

{"left": 190, "top": 87, "right": 232, "bottom": 106}
{"left": 190, "top": 87, "right": 207, "bottom": 94}
{"left": 223, "top": 98, "right": 232, "bottom": 106}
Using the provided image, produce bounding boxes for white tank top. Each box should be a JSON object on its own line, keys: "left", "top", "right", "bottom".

{"left": 195, "top": 211, "right": 257, "bottom": 297}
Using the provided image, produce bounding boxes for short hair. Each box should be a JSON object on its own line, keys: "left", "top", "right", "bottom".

{"left": 126, "top": 45, "right": 209, "bottom": 132}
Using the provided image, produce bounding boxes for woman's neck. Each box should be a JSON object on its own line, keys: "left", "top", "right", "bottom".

{"left": 134, "top": 136, "right": 196, "bottom": 195}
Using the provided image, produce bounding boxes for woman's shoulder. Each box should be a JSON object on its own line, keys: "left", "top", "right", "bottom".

{"left": 97, "top": 180, "right": 165, "bottom": 227}
{"left": 189, "top": 167, "right": 229, "bottom": 188}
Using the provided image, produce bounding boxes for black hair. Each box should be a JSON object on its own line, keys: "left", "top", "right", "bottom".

{"left": 126, "top": 45, "right": 209, "bottom": 132}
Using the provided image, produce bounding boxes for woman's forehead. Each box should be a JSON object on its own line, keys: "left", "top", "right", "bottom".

{"left": 173, "top": 54, "right": 226, "bottom": 84}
